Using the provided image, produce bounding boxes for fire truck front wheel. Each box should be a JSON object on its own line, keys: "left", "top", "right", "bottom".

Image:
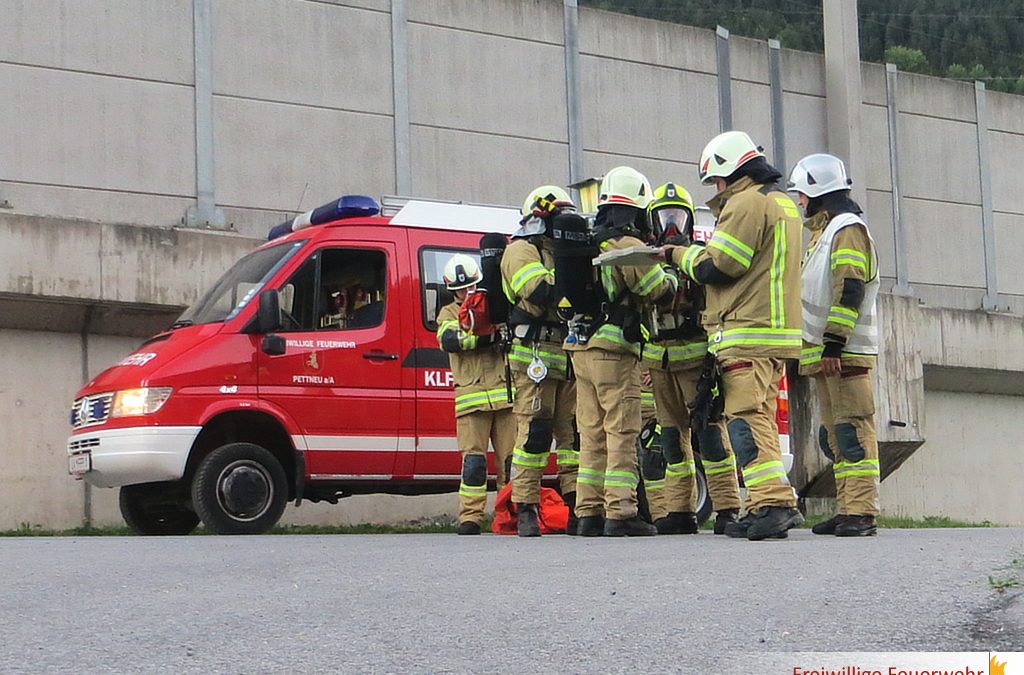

{"left": 119, "top": 483, "right": 200, "bottom": 536}
{"left": 191, "top": 442, "right": 288, "bottom": 535}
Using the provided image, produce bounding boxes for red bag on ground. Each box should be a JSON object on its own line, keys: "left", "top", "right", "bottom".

{"left": 491, "top": 483, "right": 569, "bottom": 534}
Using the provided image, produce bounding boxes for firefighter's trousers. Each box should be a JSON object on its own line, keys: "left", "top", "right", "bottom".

{"left": 639, "top": 382, "right": 668, "bottom": 519}
{"left": 649, "top": 367, "right": 741, "bottom": 514}
{"left": 509, "top": 372, "right": 578, "bottom": 504}
{"left": 644, "top": 475, "right": 669, "bottom": 521}
{"left": 572, "top": 349, "right": 642, "bottom": 520}
{"left": 456, "top": 408, "right": 516, "bottom": 524}
{"left": 813, "top": 370, "right": 880, "bottom": 517}
{"left": 720, "top": 356, "right": 797, "bottom": 510}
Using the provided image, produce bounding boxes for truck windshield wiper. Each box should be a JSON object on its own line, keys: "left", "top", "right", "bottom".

{"left": 169, "top": 319, "right": 194, "bottom": 329}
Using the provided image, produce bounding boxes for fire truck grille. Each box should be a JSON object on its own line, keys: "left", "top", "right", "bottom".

{"left": 70, "top": 394, "right": 113, "bottom": 429}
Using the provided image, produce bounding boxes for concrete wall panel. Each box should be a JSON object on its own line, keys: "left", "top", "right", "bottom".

{"left": 865, "top": 189, "right": 897, "bottom": 281}
{"left": 989, "top": 131, "right": 1024, "bottom": 216}
{"left": 580, "top": 8, "right": 716, "bottom": 75}
{"left": 731, "top": 81, "right": 773, "bottom": 158}
{"left": 213, "top": 97, "right": 395, "bottom": 212}
{"left": 0, "top": 330, "right": 85, "bottom": 530}
{"left": 898, "top": 72, "right": 977, "bottom": 123}
{"left": 0, "top": 0, "right": 193, "bottom": 84}
{"left": 880, "top": 391, "right": 1023, "bottom": 526}
{"left": 213, "top": 0, "right": 393, "bottom": 115}
{"left": 994, "top": 212, "right": 1024, "bottom": 296}
{"left": 0, "top": 182, "right": 193, "bottom": 229}
{"left": 730, "top": 36, "right": 769, "bottom": 84}
{"left": 408, "top": 24, "right": 566, "bottom": 141}
{"left": 313, "top": 0, "right": 390, "bottom": 13}
{"left": 780, "top": 49, "right": 824, "bottom": 97}
{"left": 987, "top": 90, "right": 1024, "bottom": 134}
{"left": 781, "top": 93, "right": 827, "bottom": 169}
{"left": 861, "top": 62, "right": 887, "bottom": 107}
{"left": 862, "top": 104, "right": 892, "bottom": 191}
{"left": 2, "top": 216, "right": 103, "bottom": 300}
{"left": 898, "top": 115, "right": 980, "bottom": 204}
{"left": 0, "top": 65, "right": 195, "bottom": 196}
{"left": 902, "top": 198, "right": 985, "bottom": 288}
{"left": 409, "top": 0, "right": 564, "bottom": 46}
{"left": 582, "top": 56, "right": 719, "bottom": 162}
{"left": 411, "top": 126, "right": 567, "bottom": 206}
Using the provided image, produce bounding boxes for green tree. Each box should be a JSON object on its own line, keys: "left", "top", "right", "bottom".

{"left": 884, "top": 45, "right": 930, "bottom": 73}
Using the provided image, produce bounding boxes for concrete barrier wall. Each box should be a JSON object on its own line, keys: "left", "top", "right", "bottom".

{"left": 2, "top": 0, "right": 1024, "bottom": 529}
{"left": 2, "top": 0, "right": 1022, "bottom": 313}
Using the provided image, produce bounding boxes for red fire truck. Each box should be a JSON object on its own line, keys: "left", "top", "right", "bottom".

{"left": 67, "top": 195, "right": 791, "bottom": 535}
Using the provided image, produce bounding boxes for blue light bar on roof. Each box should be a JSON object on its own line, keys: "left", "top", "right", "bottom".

{"left": 268, "top": 195, "right": 380, "bottom": 240}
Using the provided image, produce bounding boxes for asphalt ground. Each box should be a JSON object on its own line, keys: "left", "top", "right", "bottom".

{"left": 1, "top": 528, "right": 1021, "bottom": 674}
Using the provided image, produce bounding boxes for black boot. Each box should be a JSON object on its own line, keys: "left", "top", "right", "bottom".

{"left": 654, "top": 511, "right": 698, "bottom": 535}
{"left": 713, "top": 509, "right": 739, "bottom": 535}
{"left": 811, "top": 514, "right": 847, "bottom": 535}
{"left": 517, "top": 503, "right": 541, "bottom": 538}
{"left": 746, "top": 506, "right": 804, "bottom": 541}
{"left": 835, "top": 515, "right": 877, "bottom": 537}
{"left": 562, "top": 491, "right": 578, "bottom": 536}
{"left": 604, "top": 516, "right": 657, "bottom": 537}
{"left": 577, "top": 515, "right": 605, "bottom": 537}
{"left": 724, "top": 512, "right": 757, "bottom": 539}
{"left": 457, "top": 521, "right": 481, "bottom": 535}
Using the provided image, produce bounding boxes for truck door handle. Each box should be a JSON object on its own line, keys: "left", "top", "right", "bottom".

{"left": 363, "top": 351, "right": 398, "bottom": 361}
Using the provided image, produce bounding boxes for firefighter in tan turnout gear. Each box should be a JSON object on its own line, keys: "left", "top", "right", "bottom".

{"left": 436, "top": 254, "right": 516, "bottom": 535}
{"left": 565, "top": 166, "right": 678, "bottom": 537}
{"left": 644, "top": 182, "right": 742, "bottom": 535}
{"left": 501, "top": 186, "right": 579, "bottom": 537}
{"left": 666, "top": 131, "right": 804, "bottom": 541}
{"left": 788, "top": 154, "right": 881, "bottom": 537}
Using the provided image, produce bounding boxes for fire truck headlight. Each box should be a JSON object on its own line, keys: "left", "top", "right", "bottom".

{"left": 110, "top": 387, "right": 173, "bottom": 418}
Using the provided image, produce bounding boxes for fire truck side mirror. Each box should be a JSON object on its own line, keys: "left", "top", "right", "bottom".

{"left": 257, "top": 289, "right": 283, "bottom": 334}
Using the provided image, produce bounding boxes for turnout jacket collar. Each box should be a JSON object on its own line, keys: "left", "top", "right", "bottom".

{"left": 705, "top": 176, "right": 759, "bottom": 217}
{"left": 803, "top": 210, "right": 830, "bottom": 233}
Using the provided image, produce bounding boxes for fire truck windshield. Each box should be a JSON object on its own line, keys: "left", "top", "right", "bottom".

{"left": 176, "top": 240, "right": 306, "bottom": 326}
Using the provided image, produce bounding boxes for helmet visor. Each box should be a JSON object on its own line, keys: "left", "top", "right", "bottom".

{"left": 652, "top": 207, "right": 692, "bottom": 239}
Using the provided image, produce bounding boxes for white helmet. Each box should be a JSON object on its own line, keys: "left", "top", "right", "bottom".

{"left": 787, "top": 153, "right": 852, "bottom": 198}
{"left": 520, "top": 185, "right": 575, "bottom": 218}
{"left": 698, "top": 131, "right": 764, "bottom": 185}
{"left": 442, "top": 253, "right": 482, "bottom": 291}
{"left": 598, "top": 166, "right": 653, "bottom": 210}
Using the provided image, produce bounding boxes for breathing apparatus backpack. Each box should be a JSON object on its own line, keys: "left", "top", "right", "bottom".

{"left": 479, "top": 232, "right": 511, "bottom": 326}
{"left": 551, "top": 212, "right": 601, "bottom": 341}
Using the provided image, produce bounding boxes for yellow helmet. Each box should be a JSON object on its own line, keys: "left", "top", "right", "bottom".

{"left": 649, "top": 182, "right": 696, "bottom": 241}
{"left": 598, "top": 166, "right": 653, "bottom": 210}
{"left": 520, "top": 185, "right": 575, "bottom": 218}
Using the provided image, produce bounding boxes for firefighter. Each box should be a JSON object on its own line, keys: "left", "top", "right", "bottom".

{"left": 788, "top": 153, "right": 881, "bottom": 537}
{"left": 567, "top": 166, "right": 678, "bottom": 537}
{"left": 664, "top": 131, "right": 804, "bottom": 541}
{"left": 501, "top": 186, "right": 579, "bottom": 537}
{"left": 436, "top": 254, "right": 516, "bottom": 535}
{"left": 643, "top": 182, "right": 742, "bottom": 535}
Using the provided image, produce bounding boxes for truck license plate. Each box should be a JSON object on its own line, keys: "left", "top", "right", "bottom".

{"left": 69, "top": 453, "right": 91, "bottom": 475}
